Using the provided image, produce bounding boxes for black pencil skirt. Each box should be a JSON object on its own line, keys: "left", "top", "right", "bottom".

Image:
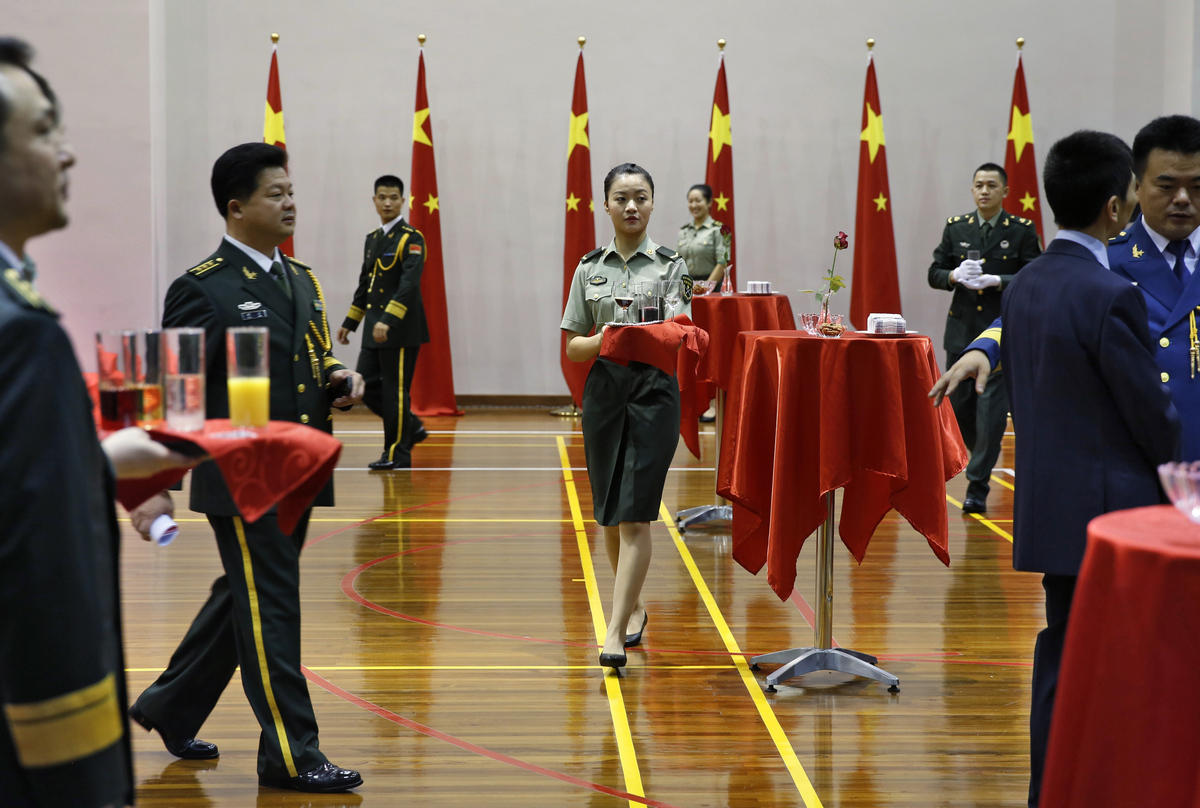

{"left": 582, "top": 358, "right": 681, "bottom": 526}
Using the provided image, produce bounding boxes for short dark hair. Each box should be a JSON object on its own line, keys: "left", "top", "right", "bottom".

{"left": 1132, "top": 115, "right": 1200, "bottom": 179}
{"left": 0, "top": 37, "right": 57, "bottom": 152}
{"left": 973, "top": 162, "right": 1008, "bottom": 184}
{"left": 1043, "top": 130, "right": 1133, "bottom": 230}
{"left": 603, "top": 163, "right": 654, "bottom": 199}
{"left": 210, "top": 143, "right": 289, "bottom": 218}
{"left": 688, "top": 183, "right": 713, "bottom": 202}
{"left": 374, "top": 174, "right": 404, "bottom": 195}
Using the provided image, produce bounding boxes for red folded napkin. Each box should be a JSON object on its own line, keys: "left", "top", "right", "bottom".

{"left": 599, "top": 315, "right": 710, "bottom": 457}
{"left": 114, "top": 419, "right": 342, "bottom": 534}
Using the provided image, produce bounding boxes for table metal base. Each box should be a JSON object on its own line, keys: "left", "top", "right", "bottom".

{"left": 751, "top": 490, "right": 900, "bottom": 693}
{"left": 751, "top": 647, "right": 899, "bottom": 692}
{"left": 675, "top": 504, "right": 732, "bottom": 531}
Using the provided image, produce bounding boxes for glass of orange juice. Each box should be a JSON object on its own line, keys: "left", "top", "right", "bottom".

{"left": 226, "top": 326, "right": 269, "bottom": 432}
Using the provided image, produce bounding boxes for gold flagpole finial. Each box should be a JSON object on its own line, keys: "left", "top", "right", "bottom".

{"left": 1016, "top": 37, "right": 1025, "bottom": 50}
{"left": 417, "top": 34, "right": 427, "bottom": 46}
{"left": 866, "top": 38, "right": 876, "bottom": 50}
{"left": 578, "top": 36, "right": 586, "bottom": 48}
{"left": 717, "top": 39, "right": 726, "bottom": 51}
{"left": 271, "top": 33, "right": 279, "bottom": 44}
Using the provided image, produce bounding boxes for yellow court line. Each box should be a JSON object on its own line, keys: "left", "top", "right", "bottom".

{"left": 126, "top": 664, "right": 732, "bottom": 674}
{"left": 989, "top": 473, "right": 1015, "bottom": 492}
{"left": 556, "top": 436, "right": 645, "bottom": 807}
{"left": 340, "top": 442, "right": 562, "bottom": 448}
{"left": 660, "top": 502, "right": 825, "bottom": 808}
{"left": 946, "top": 495, "right": 1014, "bottom": 543}
{"left": 167, "top": 517, "right": 572, "bottom": 525}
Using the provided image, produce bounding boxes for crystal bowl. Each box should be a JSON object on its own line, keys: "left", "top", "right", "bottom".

{"left": 1158, "top": 462, "right": 1200, "bottom": 523}
{"left": 692, "top": 279, "right": 715, "bottom": 296}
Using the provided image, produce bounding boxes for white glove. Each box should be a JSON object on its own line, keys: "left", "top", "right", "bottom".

{"left": 962, "top": 273, "right": 1001, "bottom": 290}
{"left": 950, "top": 260, "right": 983, "bottom": 284}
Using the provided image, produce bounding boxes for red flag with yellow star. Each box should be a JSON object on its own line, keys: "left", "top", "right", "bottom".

{"left": 849, "top": 53, "right": 901, "bottom": 328}
{"left": 706, "top": 53, "right": 736, "bottom": 285}
{"left": 1002, "top": 53, "right": 1044, "bottom": 242}
{"left": 409, "top": 48, "right": 461, "bottom": 416}
{"left": 263, "top": 40, "right": 294, "bottom": 257}
{"left": 560, "top": 49, "right": 596, "bottom": 409}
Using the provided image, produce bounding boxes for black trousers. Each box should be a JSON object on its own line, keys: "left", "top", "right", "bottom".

{"left": 1028, "top": 573, "right": 1076, "bottom": 808}
{"left": 948, "top": 360, "right": 1008, "bottom": 500}
{"left": 357, "top": 345, "right": 422, "bottom": 463}
{"left": 133, "top": 511, "right": 326, "bottom": 780}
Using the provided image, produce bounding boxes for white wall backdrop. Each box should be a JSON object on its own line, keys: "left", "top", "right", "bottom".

{"left": 8, "top": 0, "right": 1200, "bottom": 388}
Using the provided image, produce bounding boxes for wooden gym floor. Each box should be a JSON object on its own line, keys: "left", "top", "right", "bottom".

{"left": 119, "top": 409, "right": 1039, "bottom": 808}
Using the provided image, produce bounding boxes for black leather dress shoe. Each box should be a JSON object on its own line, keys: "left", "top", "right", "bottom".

{"left": 260, "top": 761, "right": 363, "bottom": 793}
{"left": 129, "top": 704, "right": 219, "bottom": 760}
{"left": 598, "top": 651, "right": 627, "bottom": 669}
{"left": 411, "top": 426, "right": 429, "bottom": 445}
{"left": 962, "top": 496, "right": 987, "bottom": 514}
{"left": 368, "top": 455, "right": 411, "bottom": 470}
{"left": 624, "top": 610, "right": 648, "bottom": 647}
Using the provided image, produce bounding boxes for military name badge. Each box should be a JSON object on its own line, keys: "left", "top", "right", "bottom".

{"left": 588, "top": 275, "right": 607, "bottom": 286}
{"left": 238, "top": 300, "right": 267, "bottom": 320}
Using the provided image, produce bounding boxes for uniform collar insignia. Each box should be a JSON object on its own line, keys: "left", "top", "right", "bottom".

{"left": 242, "top": 267, "right": 258, "bottom": 280}
{"left": 238, "top": 300, "right": 262, "bottom": 311}
{"left": 1132, "top": 244, "right": 1145, "bottom": 259}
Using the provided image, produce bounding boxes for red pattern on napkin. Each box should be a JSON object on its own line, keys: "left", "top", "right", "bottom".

{"left": 114, "top": 420, "right": 342, "bottom": 534}
{"left": 599, "top": 315, "right": 710, "bottom": 457}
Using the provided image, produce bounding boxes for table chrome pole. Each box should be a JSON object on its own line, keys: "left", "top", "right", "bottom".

{"left": 676, "top": 388, "right": 732, "bottom": 530}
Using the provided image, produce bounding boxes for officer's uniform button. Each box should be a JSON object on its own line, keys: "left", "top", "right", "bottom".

{"left": 366, "top": 304, "right": 373, "bottom": 310}
{"left": 1160, "top": 337, "right": 1170, "bottom": 348}
{"left": 300, "top": 414, "right": 310, "bottom": 424}
{"left": 976, "top": 305, "right": 983, "bottom": 311}
{"left": 297, "top": 384, "right": 306, "bottom": 393}
{"left": 1161, "top": 372, "right": 1170, "bottom": 383}
{"left": 293, "top": 354, "right": 300, "bottom": 362}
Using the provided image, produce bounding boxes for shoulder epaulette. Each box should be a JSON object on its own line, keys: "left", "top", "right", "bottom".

{"left": 581, "top": 247, "right": 604, "bottom": 263}
{"left": 285, "top": 255, "right": 312, "bottom": 269}
{"left": 1, "top": 268, "right": 55, "bottom": 313}
{"left": 187, "top": 256, "right": 225, "bottom": 277}
{"left": 655, "top": 245, "right": 681, "bottom": 261}
{"left": 948, "top": 215, "right": 963, "bottom": 224}
{"left": 1108, "top": 230, "right": 1132, "bottom": 245}
{"left": 405, "top": 224, "right": 425, "bottom": 240}
{"left": 1019, "top": 217, "right": 1033, "bottom": 226}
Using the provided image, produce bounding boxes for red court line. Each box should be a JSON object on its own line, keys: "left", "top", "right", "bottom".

{"left": 302, "top": 667, "right": 686, "bottom": 808}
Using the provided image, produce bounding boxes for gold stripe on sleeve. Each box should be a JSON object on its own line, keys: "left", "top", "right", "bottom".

{"left": 385, "top": 300, "right": 408, "bottom": 320}
{"left": 4, "top": 672, "right": 123, "bottom": 768}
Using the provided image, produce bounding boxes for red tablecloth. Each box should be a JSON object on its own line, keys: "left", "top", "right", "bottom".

{"left": 1042, "top": 505, "right": 1200, "bottom": 808}
{"left": 115, "top": 420, "right": 342, "bottom": 534}
{"left": 716, "top": 331, "right": 967, "bottom": 599}
{"left": 600, "top": 315, "right": 710, "bottom": 458}
{"left": 691, "top": 292, "right": 795, "bottom": 390}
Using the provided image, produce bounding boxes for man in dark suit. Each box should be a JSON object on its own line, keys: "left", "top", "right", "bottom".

{"left": 336, "top": 174, "right": 429, "bottom": 470}
{"left": 129, "top": 143, "right": 366, "bottom": 794}
{"left": 1000, "top": 130, "right": 1180, "bottom": 807}
{"left": 933, "top": 116, "right": 1200, "bottom": 461}
{"left": 0, "top": 37, "right": 194, "bottom": 808}
{"left": 928, "top": 162, "right": 1041, "bottom": 513}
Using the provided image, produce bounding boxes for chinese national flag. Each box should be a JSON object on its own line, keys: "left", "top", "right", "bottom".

{"left": 263, "top": 42, "right": 294, "bottom": 257}
{"left": 849, "top": 53, "right": 901, "bottom": 329}
{"left": 560, "top": 50, "right": 596, "bottom": 409}
{"left": 1003, "top": 53, "right": 1044, "bottom": 242}
{"left": 706, "top": 54, "right": 736, "bottom": 285}
{"left": 409, "top": 49, "right": 461, "bottom": 416}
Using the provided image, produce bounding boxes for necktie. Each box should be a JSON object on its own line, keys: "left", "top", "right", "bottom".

{"left": 980, "top": 222, "right": 992, "bottom": 246}
{"left": 1166, "top": 240, "right": 1190, "bottom": 284}
{"left": 270, "top": 260, "right": 292, "bottom": 300}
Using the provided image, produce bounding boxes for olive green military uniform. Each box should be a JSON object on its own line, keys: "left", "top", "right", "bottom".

{"left": 0, "top": 260, "right": 132, "bottom": 808}
{"left": 677, "top": 216, "right": 730, "bottom": 282}
{"left": 928, "top": 209, "right": 1041, "bottom": 502}
{"left": 561, "top": 235, "right": 692, "bottom": 525}
{"left": 133, "top": 239, "right": 348, "bottom": 784}
{"left": 341, "top": 218, "right": 428, "bottom": 466}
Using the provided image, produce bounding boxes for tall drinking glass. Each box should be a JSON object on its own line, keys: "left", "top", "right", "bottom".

{"left": 636, "top": 281, "right": 661, "bottom": 323}
{"left": 661, "top": 280, "right": 683, "bottom": 319}
{"left": 226, "top": 327, "right": 269, "bottom": 431}
{"left": 163, "top": 327, "right": 206, "bottom": 431}
{"left": 96, "top": 329, "right": 162, "bottom": 430}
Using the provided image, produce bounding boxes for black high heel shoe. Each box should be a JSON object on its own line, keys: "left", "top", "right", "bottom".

{"left": 624, "top": 610, "right": 648, "bottom": 647}
{"left": 598, "top": 651, "right": 627, "bottom": 668}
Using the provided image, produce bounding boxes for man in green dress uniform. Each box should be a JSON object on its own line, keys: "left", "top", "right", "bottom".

{"left": 337, "top": 175, "right": 429, "bottom": 470}
{"left": 927, "top": 162, "right": 1041, "bottom": 513}
{"left": 130, "top": 143, "right": 366, "bottom": 794}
